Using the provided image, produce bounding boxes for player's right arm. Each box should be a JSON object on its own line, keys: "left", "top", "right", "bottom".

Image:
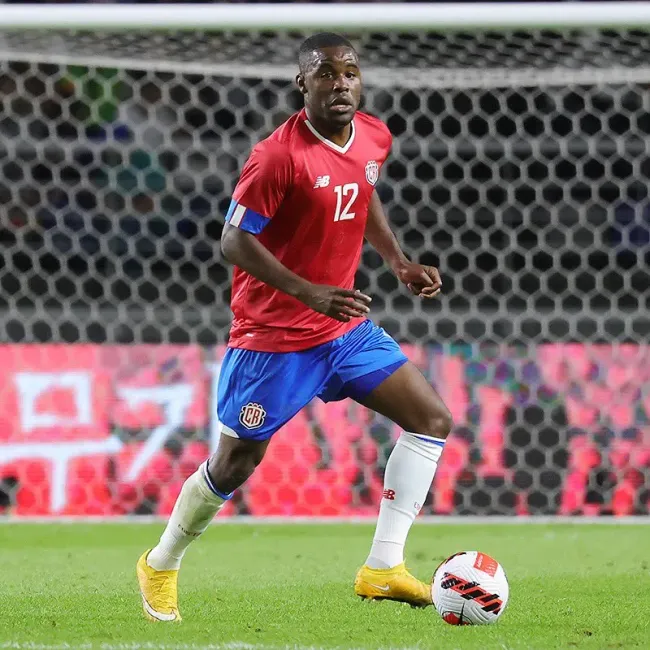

{"left": 221, "top": 224, "right": 369, "bottom": 322}
{"left": 221, "top": 143, "right": 371, "bottom": 323}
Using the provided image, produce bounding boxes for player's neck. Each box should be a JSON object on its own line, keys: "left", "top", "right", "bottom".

{"left": 305, "top": 112, "right": 353, "bottom": 149}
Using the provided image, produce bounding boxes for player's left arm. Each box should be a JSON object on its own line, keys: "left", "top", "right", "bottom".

{"left": 365, "top": 189, "right": 442, "bottom": 298}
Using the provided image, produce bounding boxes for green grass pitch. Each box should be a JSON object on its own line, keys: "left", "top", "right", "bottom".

{"left": 1, "top": 522, "right": 649, "bottom": 649}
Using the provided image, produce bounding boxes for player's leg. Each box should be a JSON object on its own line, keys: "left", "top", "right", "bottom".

{"left": 353, "top": 365, "right": 451, "bottom": 607}
{"left": 137, "top": 435, "right": 268, "bottom": 622}
{"left": 137, "top": 345, "right": 330, "bottom": 621}
{"left": 322, "top": 321, "right": 452, "bottom": 606}
{"left": 145, "top": 435, "right": 269, "bottom": 567}
{"left": 360, "top": 362, "right": 451, "bottom": 554}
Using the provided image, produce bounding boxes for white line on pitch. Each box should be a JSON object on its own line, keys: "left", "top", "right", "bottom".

{"left": 0, "top": 641, "right": 421, "bottom": 650}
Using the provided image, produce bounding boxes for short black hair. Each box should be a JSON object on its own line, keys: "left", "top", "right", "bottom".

{"left": 298, "top": 32, "right": 357, "bottom": 74}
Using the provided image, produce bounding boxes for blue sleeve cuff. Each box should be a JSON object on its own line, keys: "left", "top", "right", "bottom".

{"left": 226, "top": 199, "right": 271, "bottom": 234}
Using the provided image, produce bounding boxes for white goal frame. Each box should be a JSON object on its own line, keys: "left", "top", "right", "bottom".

{"left": 2, "top": 2, "right": 650, "bottom": 31}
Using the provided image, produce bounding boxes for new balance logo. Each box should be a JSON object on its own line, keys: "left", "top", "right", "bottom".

{"left": 382, "top": 489, "right": 396, "bottom": 500}
{"left": 313, "top": 175, "right": 330, "bottom": 188}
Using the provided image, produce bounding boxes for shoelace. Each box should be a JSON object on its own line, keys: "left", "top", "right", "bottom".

{"left": 148, "top": 571, "right": 177, "bottom": 610}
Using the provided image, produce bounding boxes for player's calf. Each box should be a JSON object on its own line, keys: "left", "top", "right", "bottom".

{"left": 207, "top": 435, "right": 269, "bottom": 495}
{"left": 365, "top": 432, "right": 445, "bottom": 571}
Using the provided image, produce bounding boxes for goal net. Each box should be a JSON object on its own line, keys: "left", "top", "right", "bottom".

{"left": 0, "top": 5, "right": 648, "bottom": 518}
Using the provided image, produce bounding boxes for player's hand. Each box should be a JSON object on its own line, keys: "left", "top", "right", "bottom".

{"left": 396, "top": 262, "right": 442, "bottom": 299}
{"left": 298, "top": 284, "right": 372, "bottom": 322}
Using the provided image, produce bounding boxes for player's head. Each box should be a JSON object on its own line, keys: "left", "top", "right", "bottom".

{"left": 296, "top": 32, "right": 361, "bottom": 132}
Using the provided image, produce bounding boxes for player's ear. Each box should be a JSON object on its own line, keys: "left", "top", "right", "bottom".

{"left": 296, "top": 73, "right": 307, "bottom": 95}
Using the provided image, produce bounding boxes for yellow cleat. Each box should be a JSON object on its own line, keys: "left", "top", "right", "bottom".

{"left": 136, "top": 550, "right": 182, "bottom": 622}
{"left": 354, "top": 563, "right": 432, "bottom": 608}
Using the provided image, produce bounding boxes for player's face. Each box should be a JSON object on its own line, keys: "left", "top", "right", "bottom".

{"left": 298, "top": 46, "right": 362, "bottom": 130}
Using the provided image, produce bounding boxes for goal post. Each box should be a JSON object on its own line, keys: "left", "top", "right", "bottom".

{"left": 2, "top": 2, "right": 650, "bottom": 30}
{"left": 0, "top": 3, "right": 648, "bottom": 519}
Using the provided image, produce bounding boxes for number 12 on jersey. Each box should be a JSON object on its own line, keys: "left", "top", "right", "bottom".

{"left": 333, "top": 183, "right": 359, "bottom": 222}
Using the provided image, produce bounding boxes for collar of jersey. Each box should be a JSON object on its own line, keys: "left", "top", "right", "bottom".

{"left": 304, "top": 118, "right": 356, "bottom": 154}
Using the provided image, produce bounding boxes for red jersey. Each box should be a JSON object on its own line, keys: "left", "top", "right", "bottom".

{"left": 225, "top": 108, "right": 392, "bottom": 352}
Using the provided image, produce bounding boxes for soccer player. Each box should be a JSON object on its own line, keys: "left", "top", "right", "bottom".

{"left": 137, "top": 32, "right": 452, "bottom": 621}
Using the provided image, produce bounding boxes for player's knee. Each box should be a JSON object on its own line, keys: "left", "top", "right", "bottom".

{"left": 418, "top": 407, "right": 453, "bottom": 440}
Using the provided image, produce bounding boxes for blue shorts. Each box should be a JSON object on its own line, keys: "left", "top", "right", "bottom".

{"left": 217, "top": 320, "right": 407, "bottom": 441}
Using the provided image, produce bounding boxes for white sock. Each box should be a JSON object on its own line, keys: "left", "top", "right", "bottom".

{"left": 147, "top": 461, "right": 231, "bottom": 571}
{"left": 366, "top": 432, "right": 445, "bottom": 569}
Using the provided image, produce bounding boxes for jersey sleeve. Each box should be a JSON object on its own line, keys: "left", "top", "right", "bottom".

{"left": 379, "top": 121, "right": 392, "bottom": 163}
{"left": 225, "top": 141, "right": 293, "bottom": 234}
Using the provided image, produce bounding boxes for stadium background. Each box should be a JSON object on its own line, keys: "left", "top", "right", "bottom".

{"left": 0, "top": 1, "right": 649, "bottom": 519}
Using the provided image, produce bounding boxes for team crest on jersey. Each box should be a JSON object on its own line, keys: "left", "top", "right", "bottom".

{"left": 239, "top": 402, "right": 266, "bottom": 429}
{"left": 365, "top": 160, "right": 379, "bottom": 186}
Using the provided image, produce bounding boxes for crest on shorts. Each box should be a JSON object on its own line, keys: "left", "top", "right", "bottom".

{"left": 365, "top": 160, "right": 379, "bottom": 186}
{"left": 239, "top": 402, "right": 266, "bottom": 429}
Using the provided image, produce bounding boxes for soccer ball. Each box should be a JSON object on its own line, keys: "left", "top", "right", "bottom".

{"left": 431, "top": 551, "right": 509, "bottom": 625}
